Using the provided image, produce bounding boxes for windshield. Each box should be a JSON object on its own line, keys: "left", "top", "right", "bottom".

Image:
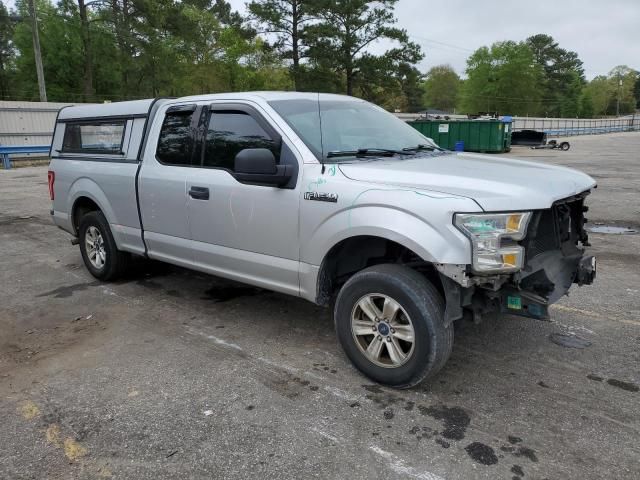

{"left": 268, "top": 98, "right": 439, "bottom": 161}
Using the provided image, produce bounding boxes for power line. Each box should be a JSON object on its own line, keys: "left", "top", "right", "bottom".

{"left": 411, "top": 35, "right": 473, "bottom": 53}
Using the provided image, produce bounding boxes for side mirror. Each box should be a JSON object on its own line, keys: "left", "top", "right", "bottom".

{"left": 235, "top": 148, "right": 277, "bottom": 175}
{"left": 234, "top": 148, "right": 291, "bottom": 187}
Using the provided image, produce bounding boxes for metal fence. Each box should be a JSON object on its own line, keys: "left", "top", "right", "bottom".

{"left": 0, "top": 100, "right": 77, "bottom": 147}
{"left": 397, "top": 113, "right": 640, "bottom": 137}
{"left": 511, "top": 116, "right": 640, "bottom": 137}
{"left": 0, "top": 100, "right": 80, "bottom": 166}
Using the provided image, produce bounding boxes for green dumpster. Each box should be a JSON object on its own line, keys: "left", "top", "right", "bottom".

{"left": 408, "top": 119, "right": 512, "bottom": 153}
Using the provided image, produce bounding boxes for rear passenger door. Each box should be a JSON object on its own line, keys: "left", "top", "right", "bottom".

{"left": 138, "top": 104, "right": 197, "bottom": 264}
{"left": 186, "top": 102, "right": 301, "bottom": 296}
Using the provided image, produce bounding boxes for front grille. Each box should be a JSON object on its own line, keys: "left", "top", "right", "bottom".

{"left": 523, "top": 194, "right": 588, "bottom": 261}
{"left": 526, "top": 209, "right": 559, "bottom": 259}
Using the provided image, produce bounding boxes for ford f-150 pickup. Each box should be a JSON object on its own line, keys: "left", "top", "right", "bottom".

{"left": 48, "top": 92, "right": 596, "bottom": 388}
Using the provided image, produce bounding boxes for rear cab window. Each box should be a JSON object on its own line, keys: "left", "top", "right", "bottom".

{"left": 62, "top": 122, "right": 125, "bottom": 154}
{"left": 156, "top": 105, "right": 197, "bottom": 166}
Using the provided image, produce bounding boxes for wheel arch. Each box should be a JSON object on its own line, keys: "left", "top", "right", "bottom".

{"left": 315, "top": 234, "right": 445, "bottom": 306}
{"left": 72, "top": 196, "right": 101, "bottom": 234}
{"left": 68, "top": 178, "right": 117, "bottom": 235}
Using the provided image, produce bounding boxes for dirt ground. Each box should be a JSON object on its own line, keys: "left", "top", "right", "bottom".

{"left": 1, "top": 132, "right": 639, "bottom": 480}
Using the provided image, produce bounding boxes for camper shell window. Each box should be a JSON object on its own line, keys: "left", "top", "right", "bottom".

{"left": 62, "top": 121, "right": 126, "bottom": 154}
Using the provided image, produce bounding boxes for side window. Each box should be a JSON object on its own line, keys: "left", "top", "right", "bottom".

{"left": 62, "top": 122, "right": 125, "bottom": 154}
{"left": 156, "top": 108, "right": 195, "bottom": 166}
{"left": 203, "top": 110, "right": 278, "bottom": 170}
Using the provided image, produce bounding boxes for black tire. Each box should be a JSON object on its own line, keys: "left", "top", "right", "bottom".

{"left": 334, "top": 264, "right": 453, "bottom": 389}
{"left": 78, "top": 211, "right": 128, "bottom": 281}
{"left": 560, "top": 142, "right": 570, "bottom": 151}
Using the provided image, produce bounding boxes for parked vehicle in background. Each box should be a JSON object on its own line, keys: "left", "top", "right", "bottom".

{"left": 48, "top": 92, "right": 597, "bottom": 388}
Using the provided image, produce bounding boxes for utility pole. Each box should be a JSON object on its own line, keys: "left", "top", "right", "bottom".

{"left": 28, "top": 0, "right": 47, "bottom": 102}
{"left": 616, "top": 74, "right": 622, "bottom": 117}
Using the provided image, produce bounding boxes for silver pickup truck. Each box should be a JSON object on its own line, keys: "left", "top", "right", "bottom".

{"left": 48, "top": 92, "right": 596, "bottom": 388}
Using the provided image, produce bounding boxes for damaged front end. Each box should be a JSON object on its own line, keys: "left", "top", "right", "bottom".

{"left": 439, "top": 192, "right": 596, "bottom": 324}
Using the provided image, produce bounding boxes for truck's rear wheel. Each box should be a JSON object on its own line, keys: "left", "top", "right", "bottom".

{"left": 334, "top": 264, "right": 453, "bottom": 388}
{"left": 79, "top": 211, "right": 128, "bottom": 281}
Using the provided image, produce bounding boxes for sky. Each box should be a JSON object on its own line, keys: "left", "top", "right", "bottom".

{"left": 227, "top": 0, "right": 640, "bottom": 80}
{"left": 5, "top": 0, "right": 639, "bottom": 79}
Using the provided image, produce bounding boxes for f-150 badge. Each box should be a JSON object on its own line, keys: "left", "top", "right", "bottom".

{"left": 304, "top": 192, "right": 338, "bottom": 203}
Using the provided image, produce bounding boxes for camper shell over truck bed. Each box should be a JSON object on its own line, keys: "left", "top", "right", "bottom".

{"left": 48, "top": 92, "right": 597, "bottom": 388}
{"left": 51, "top": 98, "right": 167, "bottom": 255}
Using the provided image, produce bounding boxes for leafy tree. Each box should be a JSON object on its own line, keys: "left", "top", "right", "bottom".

{"left": 582, "top": 75, "right": 611, "bottom": 116}
{"left": 526, "top": 34, "right": 585, "bottom": 116}
{"left": 396, "top": 62, "right": 424, "bottom": 112}
{"left": 635, "top": 74, "right": 640, "bottom": 109}
{"left": 2, "top": 0, "right": 426, "bottom": 108}
{"left": 581, "top": 66, "right": 638, "bottom": 116}
{"left": 247, "top": 0, "right": 313, "bottom": 90}
{"left": 606, "top": 65, "right": 637, "bottom": 115}
{"left": 0, "top": 1, "right": 15, "bottom": 98}
{"left": 352, "top": 48, "right": 423, "bottom": 111}
{"left": 209, "top": 0, "right": 255, "bottom": 39}
{"left": 176, "top": 1, "right": 290, "bottom": 94}
{"left": 13, "top": 0, "right": 84, "bottom": 101}
{"left": 460, "top": 41, "right": 543, "bottom": 116}
{"left": 353, "top": 53, "right": 403, "bottom": 110}
{"left": 99, "top": 0, "right": 140, "bottom": 97}
{"left": 294, "top": 60, "right": 343, "bottom": 93}
{"left": 304, "top": 0, "right": 422, "bottom": 96}
{"left": 578, "top": 90, "right": 594, "bottom": 118}
{"left": 559, "top": 71, "right": 582, "bottom": 117}
{"left": 76, "top": 0, "right": 93, "bottom": 97}
{"left": 422, "top": 64, "right": 460, "bottom": 112}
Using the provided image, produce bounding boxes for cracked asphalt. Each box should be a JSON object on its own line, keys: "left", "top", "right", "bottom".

{"left": 1, "top": 132, "right": 639, "bottom": 479}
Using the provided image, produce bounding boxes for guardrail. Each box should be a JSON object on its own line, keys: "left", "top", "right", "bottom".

{"left": 0, "top": 145, "right": 50, "bottom": 169}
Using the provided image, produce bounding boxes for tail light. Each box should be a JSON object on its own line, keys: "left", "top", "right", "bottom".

{"left": 48, "top": 170, "right": 55, "bottom": 200}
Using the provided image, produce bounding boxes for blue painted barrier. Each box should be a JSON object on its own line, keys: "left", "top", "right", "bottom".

{"left": 0, "top": 145, "right": 50, "bottom": 169}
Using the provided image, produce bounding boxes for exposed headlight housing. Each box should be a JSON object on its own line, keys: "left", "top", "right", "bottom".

{"left": 454, "top": 212, "right": 532, "bottom": 273}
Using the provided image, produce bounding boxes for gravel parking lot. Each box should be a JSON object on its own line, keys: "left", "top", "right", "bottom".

{"left": 1, "top": 132, "right": 639, "bottom": 480}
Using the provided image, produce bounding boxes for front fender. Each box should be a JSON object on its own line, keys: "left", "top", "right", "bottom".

{"left": 301, "top": 188, "right": 480, "bottom": 266}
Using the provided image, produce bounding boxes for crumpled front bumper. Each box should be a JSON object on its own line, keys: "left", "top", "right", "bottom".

{"left": 500, "top": 254, "right": 596, "bottom": 320}
{"left": 439, "top": 193, "right": 596, "bottom": 323}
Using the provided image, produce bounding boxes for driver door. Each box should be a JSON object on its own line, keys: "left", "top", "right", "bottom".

{"left": 186, "top": 102, "right": 301, "bottom": 296}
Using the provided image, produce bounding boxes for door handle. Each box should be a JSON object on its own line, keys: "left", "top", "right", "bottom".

{"left": 188, "top": 186, "right": 209, "bottom": 200}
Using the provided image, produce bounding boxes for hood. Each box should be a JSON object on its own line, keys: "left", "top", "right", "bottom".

{"left": 338, "top": 152, "right": 596, "bottom": 211}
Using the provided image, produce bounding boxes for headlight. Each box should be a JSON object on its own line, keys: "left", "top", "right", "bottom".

{"left": 454, "top": 212, "right": 532, "bottom": 273}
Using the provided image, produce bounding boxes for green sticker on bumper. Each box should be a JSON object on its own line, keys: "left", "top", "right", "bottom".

{"left": 507, "top": 296, "right": 522, "bottom": 310}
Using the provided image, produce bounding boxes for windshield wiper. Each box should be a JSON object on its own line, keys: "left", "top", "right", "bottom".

{"left": 326, "top": 148, "right": 415, "bottom": 159}
{"left": 402, "top": 143, "right": 440, "bottom": 152}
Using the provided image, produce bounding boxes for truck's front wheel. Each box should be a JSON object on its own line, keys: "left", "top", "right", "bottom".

{"left": 334, "top": 264, "right": 453, "bottom": 388}
{"left": 78, "top": 211, "right": 128, "bottom": 281}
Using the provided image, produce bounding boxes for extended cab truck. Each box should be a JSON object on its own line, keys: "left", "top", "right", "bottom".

{"left": 49, "top": 92, "right": 597, "bottom": 388}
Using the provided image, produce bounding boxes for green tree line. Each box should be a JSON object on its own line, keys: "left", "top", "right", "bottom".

{"left": 423, "top": 35, "right": 639, "bottom": 117}
{"left": 0, "top": 1, "right": 638, "bottom": 117}
{"left": 0, "top": 0, "right": 424, "bottom": 111}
